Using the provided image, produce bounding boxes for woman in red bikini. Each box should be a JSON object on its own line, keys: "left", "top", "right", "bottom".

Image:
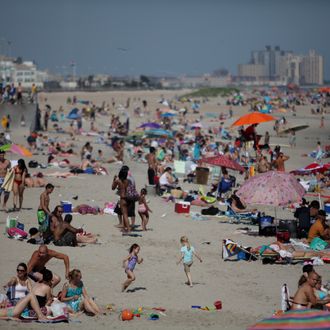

{"left": 12, "top": 159, "right": 27, "bottom": 211}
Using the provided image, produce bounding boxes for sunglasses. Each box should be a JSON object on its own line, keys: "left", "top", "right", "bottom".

{"left": 17, "top": 269, "right": 26, "bottom": 272}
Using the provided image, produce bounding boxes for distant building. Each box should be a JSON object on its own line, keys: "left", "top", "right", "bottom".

{"left": 237, "top": 47, "right": 324, "bottom": 86}
{"left": 0, "top": 55, "right": 46, "bottom": 88}
{"left": 300, "top": 50, "right": 323, "bottom": 85}
{"left": 237, "top": 64, "right": 266, "bottom": 81}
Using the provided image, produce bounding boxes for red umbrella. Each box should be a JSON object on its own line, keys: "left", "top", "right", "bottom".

{"left": 201, "top": 155, "right": 245, "bottom": 172}
{"left": 290, "top": 163, "right": 328, "bottom": 176}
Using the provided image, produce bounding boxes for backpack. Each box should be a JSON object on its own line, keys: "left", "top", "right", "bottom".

{"left": 126, "top": 182, "right": 139, "bottom": 202}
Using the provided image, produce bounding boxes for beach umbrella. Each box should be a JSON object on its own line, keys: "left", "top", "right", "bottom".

{"left": 201, "top": 155, "right": 245, "bottom": 172}
{"left": 236, "top": 171, "right": 305, "bottom": 207}
{"left": 144, "top": 129, "right": 173, "bottom": 138}
{"left": 231, "top": 112, "right": 276, "bottom": 127}
{"left": 161, "top": 112, "right": 176, "bottom": 117}
{"left": 247, "top": 309, "right": 330, "bottom": 330}
{"left": 10, "top": 144, "right": 32, "bottom": 157}
{"left": 290, "top": 163, "right": 327, "bottom": 176}
{"left": 138, "top": 122, "right": 161, "bottom": 129}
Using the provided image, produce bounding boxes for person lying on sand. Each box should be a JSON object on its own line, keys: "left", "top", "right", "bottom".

{"left": 25, "top": 173, "right": 47, "bottom": 188}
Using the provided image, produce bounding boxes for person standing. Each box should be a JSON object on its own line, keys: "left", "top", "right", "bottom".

{"left": 0, "top": 150, "right": 11, "bottom": 211}
{"left": 12, "top": 159, "right": 28, "bottom": 211}
{"left": 273, "top": 152, "right": 289, "bottom": 172}
{"left": 146, "top": 147, "right": 157, "bottom": 185}
{"left": 37, "top": 183, "right": 54, "bottom": 234}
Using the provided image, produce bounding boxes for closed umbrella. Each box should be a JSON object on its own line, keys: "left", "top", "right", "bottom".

{"left": 201, "top": 155, "right": 245, "bottom": 172}
{"left": 231, "top": 112, "right": 275, "bottom": 127}
{"left": 247, "top": 309, "right": 330, "bottom": 330}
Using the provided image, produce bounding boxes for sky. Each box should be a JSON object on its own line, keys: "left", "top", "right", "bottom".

{"left": 0, "top": 0, "right": 329, "bottom": 78}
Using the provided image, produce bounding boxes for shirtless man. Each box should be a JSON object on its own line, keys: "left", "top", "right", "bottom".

{"left": 146, "top": 147, "right": 157, "bottom": 185}
{"left": 37, "top": 183, "right": 54, "bottom": 234}
{"left": 27, "top": 245, "right": 70, "bottom": 288}
{"left": 273, "top": 152, "right": 290, "bottom": 172}
{"left": 0, "top": 150, "right": 11, "bottom": 211}
{"left": 50, "top": 205, "right": 82, "bottom": 246}
{"left": 292, "top": 271, "right": 330, "bottom": 309}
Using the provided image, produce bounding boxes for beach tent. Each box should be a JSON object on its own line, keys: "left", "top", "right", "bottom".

{"left": 67, "top": 108, "right": 81, "bottom": 120}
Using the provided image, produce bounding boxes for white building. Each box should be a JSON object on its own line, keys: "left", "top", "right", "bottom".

{"left": 0, "top": 56, "right": 46, "bottom": 88}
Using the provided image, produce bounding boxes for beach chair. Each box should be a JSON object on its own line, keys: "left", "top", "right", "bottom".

{"left": 216, "top": 177, "right": 233, "bottom": 199}
{"left": 211, "top": 166, "right": 221, "bottom": 181}
{"left": 225, "top": 201, "right": 258, "bottom": 224}
{"left": 173, "top": 160, "right": 186, "bottom": 179}
{"left": 222, "top": 239, "right": 258, "bottom": 261}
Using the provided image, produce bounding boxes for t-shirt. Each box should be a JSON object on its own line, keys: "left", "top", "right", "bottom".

{"left": 181, "top": 245, "right": 195, "bottom": 264}
{"left": 308, "top": 220, "right": 325, "bottom": 243}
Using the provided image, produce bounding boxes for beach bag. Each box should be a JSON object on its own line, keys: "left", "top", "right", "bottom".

{"left": 7, "top": 227, "right": 28, "bottom": 239}
{"left": 126, "top": 182, "right": 139, "bottom": 202}
{"left": 50, "top": 299, "right": 68, "bottom": 317}
{"left": 310, "top": 237, "right": 329, "bottom": 251}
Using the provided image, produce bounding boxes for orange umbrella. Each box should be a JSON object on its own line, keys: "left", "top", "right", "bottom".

{"left": 231, "top": 112, "right": 276, "bottom": 127}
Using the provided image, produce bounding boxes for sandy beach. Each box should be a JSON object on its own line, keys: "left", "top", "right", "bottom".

{"left": 0, "top": 89, "right": 329, "bottom": 330}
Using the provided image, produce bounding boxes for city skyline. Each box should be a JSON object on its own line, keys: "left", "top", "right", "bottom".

{"left": 0, "top": 0, "right": 329, "bottom": 79}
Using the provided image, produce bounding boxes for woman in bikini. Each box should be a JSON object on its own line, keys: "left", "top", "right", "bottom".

{"left": 12, "top": 159, "right": 28, "bottom": 211}
{"left": 112, "top": 168, "right": 130, "bottom": 233}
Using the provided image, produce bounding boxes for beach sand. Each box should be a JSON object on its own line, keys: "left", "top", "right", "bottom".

{"left": 0, "top": 90, "right": 329, "bottom": 330}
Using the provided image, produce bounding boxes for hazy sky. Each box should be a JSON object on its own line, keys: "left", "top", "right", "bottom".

{"left": 1, "top": 0, "right": 329, "bottom": 78}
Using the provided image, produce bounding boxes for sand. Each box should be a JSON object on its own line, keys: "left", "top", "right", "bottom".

{"left": 0, "top": 89, "right": 329, "bottom": 330}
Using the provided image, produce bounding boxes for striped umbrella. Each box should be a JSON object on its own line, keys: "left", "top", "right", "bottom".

{"left": 248, "top": 309, "right": 330, "bottom": 330}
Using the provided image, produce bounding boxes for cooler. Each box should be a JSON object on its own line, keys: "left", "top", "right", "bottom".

{"left": 195, "top": 167, "right": 209, "bottom": 185}
{"left": 175, "top": 201, "right": 191, "bottom": 214}
{"left": 325, "top": 204, "right": 330, "bottom": 214}
{"left": 61, "top": 201, "right": 72, "bottom": 213}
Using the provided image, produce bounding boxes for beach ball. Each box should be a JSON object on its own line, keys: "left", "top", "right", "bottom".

{"left": 121, "top": 309, "right": 134, "bottom": 321}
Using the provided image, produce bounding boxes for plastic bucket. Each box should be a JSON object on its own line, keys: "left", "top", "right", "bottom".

{"left": 61, "top": 201, "right": 72, "bottom": 213}
{"left": 214, "top": 300, "right": 222, "bottom": 310}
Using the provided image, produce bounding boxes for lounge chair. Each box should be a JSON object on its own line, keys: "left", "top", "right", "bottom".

{"left": 224, "top": 201, "right": 258, "bottom": 224}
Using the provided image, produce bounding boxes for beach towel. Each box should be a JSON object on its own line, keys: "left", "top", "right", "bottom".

{"left": 1, "top": 168, "right": 14, "bottom": 192}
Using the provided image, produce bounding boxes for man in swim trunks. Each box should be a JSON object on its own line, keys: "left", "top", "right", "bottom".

{"left": 0, "top": 150, "right": 11, "bottom": 211}
{"left": 27, "top": 245, "right": 70, "bottom": 288}
{"left": 37, "top": 183, "right": 54, "bottom": 234}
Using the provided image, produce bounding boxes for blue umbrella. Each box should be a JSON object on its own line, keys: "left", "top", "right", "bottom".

{"left": 161, "top": 112, "right": 176, "bottom": 117}
{"left": 67, "top": 108, "right": 81, "bottom": 120}
{"left": 138, "top": 122, "right": 161, "bottom": 129}
{"left": 145, "top": 129, "right": 173, "bottom": 138}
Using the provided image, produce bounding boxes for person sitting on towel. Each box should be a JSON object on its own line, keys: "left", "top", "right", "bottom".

{"left": 227, "top": 191, "right": 257, "bottom": 214}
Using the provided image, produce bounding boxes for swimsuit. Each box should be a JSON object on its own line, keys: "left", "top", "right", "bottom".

{"left": 126, "top": 255, "right": 137, "bottom": 272}
{"left": 14, "top": 167, "right": 23, "bottom": 185}
{"left": 65, "top": 285, "right": 83, "bottom": 312}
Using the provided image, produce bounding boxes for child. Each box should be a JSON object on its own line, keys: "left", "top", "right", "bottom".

{"left": 138, "top": 188, "right": 152, "bottom": 231}
{"left": 177, "top": 236, "right": 202, "bottom": 287}
{"left": 122, "top": 244, "right": 143, "bottom": 292}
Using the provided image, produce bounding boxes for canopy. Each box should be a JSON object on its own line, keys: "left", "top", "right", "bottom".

{"left": 231, "top": 112, "right": 275, "bottom": 127}
{"left": 67, "top": 108, "right": 81, "bottom": 120}
{"left": 201, "top": 155, "right": 245, "bottom": 172}
{"left": 144, "top": 129, "right": 173, "bottom": 138}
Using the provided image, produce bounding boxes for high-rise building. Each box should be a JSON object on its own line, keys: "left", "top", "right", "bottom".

{"left": 300, "top": 50, "right": 324, "bottom": 85}
{"left": 279, "top": 54, "right": 302, "bottom": 85}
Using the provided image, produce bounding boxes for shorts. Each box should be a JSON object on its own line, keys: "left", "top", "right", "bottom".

{"left": 114, "top": 200, "right": 136, "bottom": 217}
{"left": 184, "top": 262, "right": 193, "bottom": 273}
{"left": 53, "top": 231, "right": 77, "bottom": 246}
{"left": 0, "top": 177, "right": 10, "bottom": 197}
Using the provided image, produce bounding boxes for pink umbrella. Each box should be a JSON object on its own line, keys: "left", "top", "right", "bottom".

{"left": 237, "top": 171, "right": 305, "bottom": 207}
